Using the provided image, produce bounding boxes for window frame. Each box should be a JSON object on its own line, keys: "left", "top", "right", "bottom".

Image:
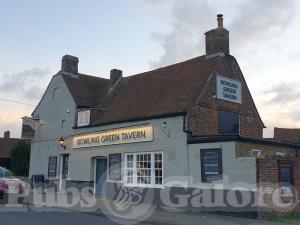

{"left": 48, "top": 156, "right": 58, "bottom": 178}
{"left": 218, "top": 110, "right": 240, "bottom": 135}
{"left": 278, "top": 161, "right": 295, "bottom": 200}
{"left": 124, "top": 152, "right": 163, "bottom": 188}
{"left": 77, "top": 110, "right": 90, "bottom": 127}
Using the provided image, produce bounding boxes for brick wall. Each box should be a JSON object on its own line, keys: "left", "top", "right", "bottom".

{"left": 188, "top": 56, "right": 264, "bottom": 138}
{"left": 257, "top": 157, "right": 300, "bottom": 214}
{"left": 236, "top": 142, "right": 296, "bottom": 158}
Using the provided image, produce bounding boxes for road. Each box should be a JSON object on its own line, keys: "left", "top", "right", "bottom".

{"left": 0, "top": 205, "right": 150, "bottom": 225}
{"left": 0, "top": 204, "right": 297, "bottom": 225}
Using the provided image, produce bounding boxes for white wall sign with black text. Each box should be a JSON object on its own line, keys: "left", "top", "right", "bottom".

{"left": 216, "top": 75, "right": 242, "bottom": 104}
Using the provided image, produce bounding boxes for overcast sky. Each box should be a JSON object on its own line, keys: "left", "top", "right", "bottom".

{"left": 0, "top": 0, "right": 299, "bottom": 138}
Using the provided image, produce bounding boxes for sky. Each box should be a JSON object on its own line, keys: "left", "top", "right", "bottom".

{"left": 0, "top": 0, "right": 300, "bottom": 138}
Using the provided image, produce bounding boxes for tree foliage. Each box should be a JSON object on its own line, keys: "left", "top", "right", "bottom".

{"left": 10, "top": 141, "right": 31, "bottom": 177}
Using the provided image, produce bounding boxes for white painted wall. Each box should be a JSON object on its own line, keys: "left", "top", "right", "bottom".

{"left": 188, "top": 142, "right": 257, "bottom": 190}
{"left": 29, "top": 74, "right": 188, "bottom": 185}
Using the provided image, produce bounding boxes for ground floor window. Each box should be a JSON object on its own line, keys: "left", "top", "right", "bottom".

{"left": 48, "top": 156, "right": 57, "bottom": 178}
{"left": 61, "top": 154, "right": 70, "bottom": 178}
{"left": 125, "top": 152, "right": 163, "bottom": 187}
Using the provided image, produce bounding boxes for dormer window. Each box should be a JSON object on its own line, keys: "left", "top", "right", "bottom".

{"left": 77, "top": 110, "right": 90, "bottom": 127}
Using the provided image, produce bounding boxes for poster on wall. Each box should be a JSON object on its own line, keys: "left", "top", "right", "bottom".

{"left": 201, "top": 149, "right": 222, "bottom": 183}
{"left": 48, "top": 156, "right": 57, "bottom": 178}
{"left": 109, "top": 154, "right": 121, "bottom": 180}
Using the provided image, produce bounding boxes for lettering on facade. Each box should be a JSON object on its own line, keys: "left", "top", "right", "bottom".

{"left": 73, "top": 125, "right": 153, "bottom": 148}
{"left": 216, "top": 75, "right": 242, "bottom": 104}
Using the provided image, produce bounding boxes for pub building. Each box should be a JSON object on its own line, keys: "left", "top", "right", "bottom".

{"left": 29, "top": 15, "right": 300, "bottom": 215}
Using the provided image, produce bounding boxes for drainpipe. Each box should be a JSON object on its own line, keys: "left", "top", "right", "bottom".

{"left": 183, "top": 115, "right": 190, "bottom": 187}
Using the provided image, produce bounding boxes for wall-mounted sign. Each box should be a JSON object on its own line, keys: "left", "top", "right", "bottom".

{"left": 109, "top": 154, "right": 121, "bottom": 180}
{"left": 216, "top": 75, "right": 242, "bottom": 104}
{"left": 48, "top": 156, "right": 57, "bottom": 178}
{"left": 73, "top": 124, "right": 153, "bottom": 149}
{"left": 201, "top": 149, "right": 222, "bottom": 183}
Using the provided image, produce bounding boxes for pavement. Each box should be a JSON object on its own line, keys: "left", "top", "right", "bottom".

{"left": 1, "top": 191, "right": 298, "bottom": 225}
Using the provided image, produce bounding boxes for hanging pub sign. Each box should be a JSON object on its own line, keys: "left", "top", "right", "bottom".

{"left": 216, "top": 75, "right": 242, "bottom": 104}
{"left": 201, "top": 149, "right": 223, "bottom": 183}
{"left": 48, "top": 156, "right": 57, "bottom": 178}
{"left": 109, "top": 153, "right": 121, "bottom": 180}
{"left": 73, "top": 124, "right": 153, "bottom": 149}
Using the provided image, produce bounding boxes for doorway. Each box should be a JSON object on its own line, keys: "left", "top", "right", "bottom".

{"left": 94, "top": 157, "right": 107, "bottom": 197}
{"left": 59, "top": 154, "right": 70, "bottom": 191}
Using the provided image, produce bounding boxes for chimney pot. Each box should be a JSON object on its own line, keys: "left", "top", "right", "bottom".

{"left": 110, "top": 69, "right": 122, "bottom": 87}
{"left": 204, "top": 14, "right": 229, "bottom": 56}
{"left": 61, "top": 55, "right": 79, "bottom": 74}
{"left": 4, "top": 130, "right": 10, "bottom": 139}
{"left": 217, "top": 14, "right": 223, "bottom": 28}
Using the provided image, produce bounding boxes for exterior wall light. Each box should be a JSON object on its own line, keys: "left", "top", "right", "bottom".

{"left": 59, "top": 137, "right": 66, "bottom": 149}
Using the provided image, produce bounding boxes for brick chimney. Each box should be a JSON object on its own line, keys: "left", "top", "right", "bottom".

{"left": 110, "top": 69, "right": 122, "bottom": 87}
{"left": 205, "top": 14, "right": 229, "bottom": 56}
{"left": 61, "top": 55, "right": 79, "bottom": 74}
{"left": 4, "top": 130, "right": 10, "bottom": 139}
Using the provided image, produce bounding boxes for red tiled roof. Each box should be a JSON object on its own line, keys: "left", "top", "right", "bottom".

{"left": 63, "top": 74, "right": 110, "bottom": 108}
{"left": 61, "top": 54, "right": 264, "bottom": 128}
{"left": 273, "top": 127, "right": 300, "bottom": 144}
{"left": 62, "top": 55, "right": 225, "bottom": 126}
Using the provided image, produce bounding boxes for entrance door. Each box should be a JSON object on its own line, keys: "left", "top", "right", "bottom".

{"left": 95, "top": 158, "right": 107, "bottom": 197}
{"left": 59, "top": 154, "right": 70, "bottom": 191}
{"left": 279, "top": 163, "right": 294, "bottom": 199}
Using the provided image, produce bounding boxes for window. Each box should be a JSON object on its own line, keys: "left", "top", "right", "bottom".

{"left": 48, "top": 156, "right": 57, "bottom": 178}
{"left": 5, "top": 169, "right": 15, "bottom": 178}
{"left": 77, "top": 110, "right": 90, "bottom": 127}
{"left": 125, "top": 152, "right": 163, "bottom": 187}
{"left": 279, "top": 163, "right": 294, "bottom": 198}
{"left": 218, "top": 110, "right": 240, "bottom": 135}
{"left": 62, "top": 154, "right": 70, "bottom": 177}
{"left": 251, "top": 149, "right": 262, "bottom": 158}
{"left": 201, "top": 149, "right": 222, "bottom": 183}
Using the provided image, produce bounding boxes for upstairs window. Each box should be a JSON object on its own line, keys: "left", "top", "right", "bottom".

{"left": 218, "top": 110, "right": 239, "bottom": 135}
{"left": 77, "top": 110, "right": 90, "bottom": 127}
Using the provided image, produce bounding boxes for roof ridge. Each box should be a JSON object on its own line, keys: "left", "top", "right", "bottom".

{"left": 126, "top": 55, "right": 206, "bottom": 79}
{"left": 78, "top": 73, "right": 108, "bottom": 80}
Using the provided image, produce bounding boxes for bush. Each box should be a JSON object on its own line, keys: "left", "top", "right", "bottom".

{"left": 10, "top": 141, "right": 31, "bottom": 177}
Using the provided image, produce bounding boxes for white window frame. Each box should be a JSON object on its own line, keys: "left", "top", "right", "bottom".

{"left": 77, "top": 110, "right": 90, "bottom": 127}
{"left": 124, "top": 152, "right": 163, "bottom": 188}
{"left": 251, "top": 149, "right": 262, "bottom": 158}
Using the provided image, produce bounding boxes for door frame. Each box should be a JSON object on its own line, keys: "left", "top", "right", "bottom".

{"left": 93, "top": 156, "right": 108, "bottom": 197}
{"left": 59, "top": 154, "right": 70, "bottom": 191}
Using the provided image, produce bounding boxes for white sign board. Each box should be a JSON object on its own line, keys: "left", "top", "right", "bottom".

{"left": 73, "top": 124, "right": 153, "bottom": 148}
{"left": 216, "top": 75, "right": 242, "bottom": 104}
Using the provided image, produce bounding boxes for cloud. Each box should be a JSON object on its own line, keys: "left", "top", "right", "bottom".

{"left": 141, "top": 0, "right": 298, "bottom": 138}
{"left": 0, "top": 67, "right": 52, "bottom": 137}
{"left": 230, "top": 0, "right": 294, "bottom": 46}
{"left": 142, "top": 0, "right": 296, "bottom": 68}
{"left": 0, "top": 67, "right": 52, "bottom": 103}
{"left": 264, "top": 82, "right": 300, "bottom": 104}
{"left": 0, "top": 103, "right": 33, "bottom": 138}
{"left": 256, "top": 80, "right": 300, "bottom": 137}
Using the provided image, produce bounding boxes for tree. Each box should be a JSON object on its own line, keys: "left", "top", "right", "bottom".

{"left": 10, "top": 141, "right": 31, "bottom": 177}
